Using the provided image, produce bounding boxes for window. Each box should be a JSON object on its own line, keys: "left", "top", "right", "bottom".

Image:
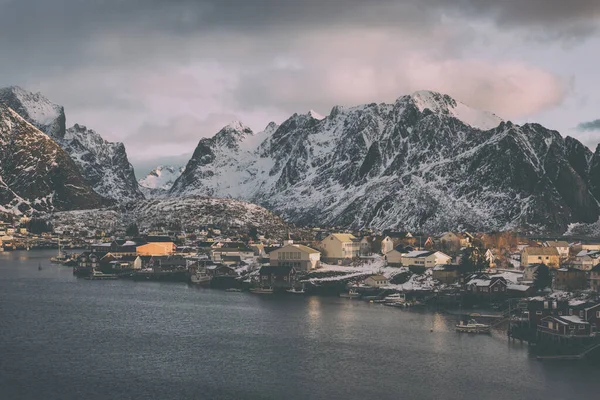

{"left": 597, "top": 311, "right": 600, "bottom": 318}
{"left": 544, "top": 301, "right": 549, "bottom": 309}
{"left": 536, "top": 311, "right": 542, "bottom": 315}
{"left": 494, "top": 287, "right": 498, "bottom": 292}
{"left": 579, "top": 325, "right": 585, "bottom": 330}
{"left": 579, "top": 311, "right": 584, "bottom": 318}
{"left": 569, "top": 309, "right": 573, "bottom": 315}
{"left": 558, "top": 311, "right": 563, "bottom": 315}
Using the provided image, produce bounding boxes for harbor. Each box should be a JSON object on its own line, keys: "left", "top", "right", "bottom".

{"left": 1, "top": 249, "right": 599, "bottom": 400}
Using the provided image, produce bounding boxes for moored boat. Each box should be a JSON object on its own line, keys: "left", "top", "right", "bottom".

{"left": 456, "top": 319, "right": 491, "bottom": 333}
{"left": 250, "top": 287, "right": 274, "bottom": 294}
{"left": 340, "top": 288, "right": 361, "bottom": 299}
{"left": 85, "top": 271, "right": 118, "bottom": 280}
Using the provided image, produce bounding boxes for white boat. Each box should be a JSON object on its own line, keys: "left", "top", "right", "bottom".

{"left": 85, "top": 270, "right": 118, "bottom": 280}
{"left": 456, "top": 319, "right": 491, "bottom": 333}
{"left": 190, "top": 272, "right": 211, "bottom": 285}
{"left": 287, "top": 283, "right": 306, "bottom": 294}
{"left": 340, "top": 289, "right": 361, "bottom": 299}
{"left": 250, "top": 287, "right": 274, "bottom": 294}
{"left": 383, "top": 293, "right": 407, "bottom": 304}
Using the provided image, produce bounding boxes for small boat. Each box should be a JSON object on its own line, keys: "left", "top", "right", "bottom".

{"left": 190, "top": 272, "right": 211, "bottom": 285}
{"left": 250, "top": 287, "right": 274, "bottom": 294}
{"left": 456, "top": 319, "right": 491, "bottom": 333}
{"left": 287, "top": 283, "right": 306, "bottom": 294}
{"left": 85, "top": 271, "right": 118, "bottom": 280}
{"left": 339, "top": 289, "right": 361, "bottom": 299}
{"left": 225, "top": 288, "right": 242, "bottom": 292}
{"left": 383, "top": 293, "right": 407, "bottom": 304}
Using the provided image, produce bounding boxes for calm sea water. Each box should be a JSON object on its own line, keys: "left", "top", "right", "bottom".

{"left": 1, "top": 250, "right": 598, "bottom": 400}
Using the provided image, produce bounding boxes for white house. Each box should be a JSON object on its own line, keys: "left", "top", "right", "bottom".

{"left": 363, "top": 275, "right": 389, "bottom": 287}
{"left": 573, "top": 250, "right": 600, "bottom": 271}
{"left": 268, "top": 244, "right": 321, "bottom": 272}
{"left": 544, "top": 241, "right": 570, "bottom": 258}
{"left": 320, "top": 233, "right": 360, "bottom": 263}
{"left": 400, "top": 250, "right": 451, "bottom": 268}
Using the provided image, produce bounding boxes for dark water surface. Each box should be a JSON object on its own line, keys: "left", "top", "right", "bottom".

{"left": 1, "top": 250, "right": 598, "bottom": 400}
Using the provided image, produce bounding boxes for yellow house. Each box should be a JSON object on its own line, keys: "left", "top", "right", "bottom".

{"left": 136, "top": 242, "right": 176, "bottom": 256}
{"left": 320, "top": 233, "right": 360, "bottom": 264}
{"left": 521, "top": 247, "right": 560, "bottom": 268}
{"left": 269, "top": 244, "right": 321, "bottom": 272}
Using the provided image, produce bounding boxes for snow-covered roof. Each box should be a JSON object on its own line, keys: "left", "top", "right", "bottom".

{"left": 507, "top": 284, "right": 531, "bottom": 292}
{"left": 403, "top": 250, "right": 433, "bottom": 258}
{"left": 559, "top": 315, "right": 588, "bottom": 325}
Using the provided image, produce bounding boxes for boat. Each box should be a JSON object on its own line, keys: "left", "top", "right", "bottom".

{"left": 456, "top": 319, "right": 491, "bottom": 333}
{"left": 50, "top": 239, "right": 69, "bottom": 264}
{"left": 249, "top": 287, "right": 274, "bottom": 294}
{"left": 225, "top": 288, "right": 242, "bottom": 292}
{"left": 190, "top": 271, "right": 211, "bottom": 285}
{"left": 339, "top": 288, "right": 361, "bottom": 299}
{"left": 287, "top": 283, "right": 306, "bottom": 294}
{"left": 85, "top": 270, "right": 118, "bottom": 280}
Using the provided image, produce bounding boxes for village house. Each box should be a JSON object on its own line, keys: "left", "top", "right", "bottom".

{"left": 432, "top": 264, "right": 460, "bottom": 285}
{"left": 319, "top": 233, "right": 360, "bottom": 264}
{"left": 519, "top": 264, "right": 539, "bottom": 284}
{"left": 573, "top": 250, "right": 600, "bottom": 271}
{"left": 520, "top": 247, "right": 560, "bottom": 268}
{"left": 580, "top": 242, "right": 600, "bottom": 251}
{"left": 207, "top": 264, "right": 237, "bottom": 277}
{"left": 523, "top": 298, "right": 569, "bottom": 329}
{"left": 268, "top": 244, "right": 321, "bottom": 272}
{"left": 105, "top": 255, "right": 143, "bottom": 271}
{"left": 590, "top": 265, "right": 600, "bottom": 293}
{"left": 436, "top": 232, "right": 462, "bottom": 252}
{"left": 466, "top": 275, "right": 507, "bottom": 298}
{"left": 544, "top": 241, "right": 570, "bottom": 258}
{"left": 258, "top": 265, "right": 296, "bottom": 289}
{"left": 136, "top": 241, "right": 176, "bottom": 256}
{"left": 538, "top": 315, "right": 592, "bottom": 340}
{"left": 380, "top": 236, "right": 395, "bottom": 255}
{"left": 554, "top": 268, "right": 587, "bottom": 291}
{"left": 78, "top": 251, "right": 107, "bottom": 269}
{"left": 363, "top": 275, "right": 389, "bottom": 287}
{"left": 210, "top": 244, "right": 254, "bottom": 262}
{"left": 506, "top": 283, "right": 535, "bottom": 298}
{"left": 400, "top": 250, "right": 451, "bottom": 268}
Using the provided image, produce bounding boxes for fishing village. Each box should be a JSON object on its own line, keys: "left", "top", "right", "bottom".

{"left": 4, "top": 213, "right": 600, "bottom": 363}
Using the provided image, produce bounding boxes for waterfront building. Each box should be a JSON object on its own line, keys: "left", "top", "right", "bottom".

{"left": 319, "top": 233, "right": 360, "bottom": 264}
{"left": 400, "top": 250, "right": 451, "bottom": 268}
{"left": 268, "top": 244, "right": 321, "bottom": 272}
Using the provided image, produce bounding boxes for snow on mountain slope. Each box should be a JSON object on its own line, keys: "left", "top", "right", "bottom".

{"left": 139, "top": 165, "right": 185, "bottom": 190}
{"left": 170, "top": 90, "right": 600, "bottom": 233}
{"left": 410, "top": 90, "right": 502, "bottom": 131}
{"left": 0, "top": 104, "right": 102, "bottom": 214}
{"left": 0, "top": 87, "right": 143, "bottom": 202}
{"left": 48, "top": 196, "right": 293, "bottom": 236}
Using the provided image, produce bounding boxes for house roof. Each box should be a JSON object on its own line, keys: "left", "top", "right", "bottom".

{"left": 558, "top": 315, "right": 589, "bottom": 325}
{"left": 545, "top": 241, "right": 569, "bottom": 247}
{"left": 330, "top": 233, "right": 357, "bottom": 243}
{"left": 403, "top": 250, "right": 434, "bottom": 258}
{"left": 507, "top": 284, "right": 531, "bottom": 292}
{"left": 366, "top": 275, "right": 387, "bottom": 281}
{"left": 269, "top": 244, "right": 320, "bottom": 255}
{"left": 433, "top": 264, "right": 459, "bottom": 272}
{"left": 523, "top": 247, "right": 559, "bottom": 256}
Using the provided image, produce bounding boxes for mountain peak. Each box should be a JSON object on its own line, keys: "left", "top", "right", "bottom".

{"left": 403, "top": 90, "right": 503, "bottom": 131}
{"left": 223, "top": 120, "right": 252, "bottom": 133}
{"left": 0, "top": 86, "right": 64, "bottom": 130}
{"left": 308, "top": 110, "right": 326, "bottom": 120}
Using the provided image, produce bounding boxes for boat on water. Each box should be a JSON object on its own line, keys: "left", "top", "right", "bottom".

{"left": 340, "top": 288, "right": 361, "bottom": 299}
{"left": 85, "top": 271, "right": 118, "bottom": 280}
{"left": 456, "top": 319, "right": 491, "bottom": 333}
{"left": 287, "top": 283, "right": 306, "bottom": 294}
{"left": 249, "top": 287, "right": 275, "bottom": 294}
{"left": 190, "top": 271, "right": 211, "bottom": 285}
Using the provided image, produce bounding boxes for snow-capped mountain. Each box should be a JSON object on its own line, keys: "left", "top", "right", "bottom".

{"left": 170, "top": 90, "right": 600, "bottom": 233}
{"left": 0, "top": 86, "right": 143, "bottom": 202}
{"left": 0, "top": 103, "right": 102, "bottom": 214}
{"left": 138, "top": 165, "right": 185, "bottom": 194}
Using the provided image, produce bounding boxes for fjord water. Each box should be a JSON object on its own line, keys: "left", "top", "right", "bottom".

{"left": 1, "top": 251, "right": 598, "bottom": 400}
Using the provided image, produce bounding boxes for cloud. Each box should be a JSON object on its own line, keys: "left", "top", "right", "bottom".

{"left": 577, "top": 119, "right": 600, "bottom": 132}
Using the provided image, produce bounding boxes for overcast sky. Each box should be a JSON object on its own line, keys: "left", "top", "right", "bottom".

{"left": 1, "top": 0, "right": 600, "bottom": 175}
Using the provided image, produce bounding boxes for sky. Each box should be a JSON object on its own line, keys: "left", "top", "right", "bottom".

{"left": 1, "top": 0, "right": 600, "bottom": 176}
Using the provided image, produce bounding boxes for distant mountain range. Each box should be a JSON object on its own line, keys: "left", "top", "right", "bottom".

{"left": 1, "top": 86, "right": 599, "bottom": 233}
